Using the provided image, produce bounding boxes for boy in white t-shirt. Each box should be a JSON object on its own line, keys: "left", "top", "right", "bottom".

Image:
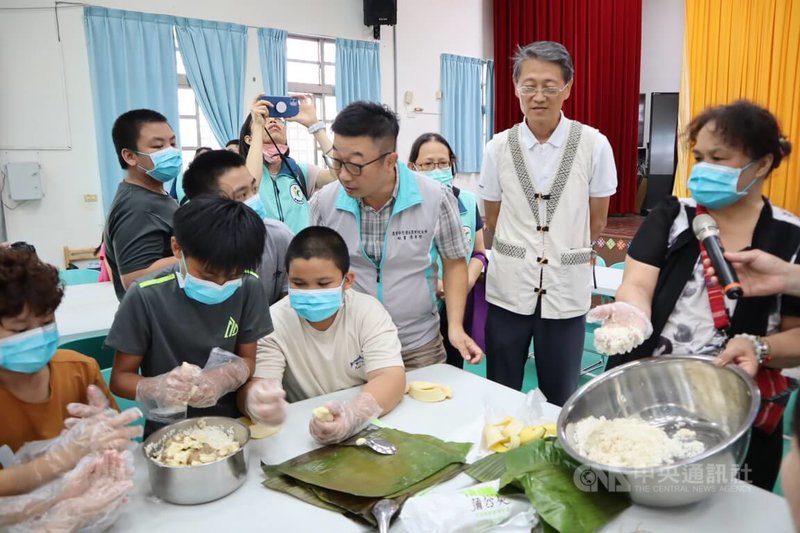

{"left": 241, "top": 226, "right": 405, "bottom": 444}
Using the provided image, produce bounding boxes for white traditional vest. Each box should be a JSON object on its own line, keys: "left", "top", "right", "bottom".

{"left": 487, "top": 120, "right": 598, "bottom": 318}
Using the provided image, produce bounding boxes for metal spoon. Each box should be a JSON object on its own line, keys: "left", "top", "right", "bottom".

{"left": 372, "top": 498, "right": 400, "bottom": 533}
{"left": 354, "top": 435, "right": 397, "bottom": 455}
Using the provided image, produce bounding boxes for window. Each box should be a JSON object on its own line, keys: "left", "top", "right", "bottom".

{"left": 175, "top": 32, "right": 219, "bottom": 169}
{"left": 285, "top": 36, "right": 336, "bottom": 166}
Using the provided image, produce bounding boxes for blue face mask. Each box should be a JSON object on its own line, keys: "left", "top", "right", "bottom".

{"left": 421, "top": 168, "right": 454, "bottom": 187}
{"left": 179, "top": 257, "right": 242, "bottom": 305}
{"left": 687, "top": 161, "right": 759, "bottom": 209}
{"left": 289, "top": 281, "right": 345, "bottom": 322}
{"left": 137, "top": 147, "right": 183, "bottom": 183}
{"left": 0, "top": 323, "right": 60, "bottom": 374}
{"left": 244, "top": 194, "right": 268, "bottom": 220}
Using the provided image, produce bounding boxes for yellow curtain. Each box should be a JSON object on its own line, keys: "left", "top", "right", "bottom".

{"left": 675, "top": 0, "right": 800, "bottom": 214}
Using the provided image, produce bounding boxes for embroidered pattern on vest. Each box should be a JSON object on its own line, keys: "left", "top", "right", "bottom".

{"left": 493, "top": 237, "right": 526, "bottom": 259}
{"left": 560, "top": 248, "right": 593, "bottom": 265}
{"left": 506, "top": 122, "right": 583, "bottom": 227}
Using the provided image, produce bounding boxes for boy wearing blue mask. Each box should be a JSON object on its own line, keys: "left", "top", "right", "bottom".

{"left": 243, "top": 227, "right": 405, "bottom": 444}
{"left": 104, "top": 109, "right": 182, "bottom": 301}
{"left": 182, "top": 150, "right": 294, "bottom": 305}
{"left": 106, "top": 196, "right": 273, "bottom": 436}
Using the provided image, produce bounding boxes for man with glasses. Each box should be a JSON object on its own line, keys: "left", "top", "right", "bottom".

{"left": 478, "top": 41, "right": 617, "bottom": 404}
{"left": 310, "top": 101, "right": 483, "bottom": 369}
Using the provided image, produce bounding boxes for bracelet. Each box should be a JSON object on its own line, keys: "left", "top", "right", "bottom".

{"left": 307, "top": 121, "right": 326, "bottom": 134}
{"left": 732, "top": 333, "right": 771, "bottom": 364}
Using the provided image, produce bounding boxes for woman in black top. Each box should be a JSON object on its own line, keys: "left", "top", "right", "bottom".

{"left": 590, "top": 101, "right": 800, "bottom": 491}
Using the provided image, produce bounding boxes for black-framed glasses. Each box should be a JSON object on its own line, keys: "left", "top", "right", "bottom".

{"left": 415, "top": 161, "right": 452, "bottom": 171}
{"left": 516, "top": 84, "right": 569, "bottom": 97}
{"left": 323, "top": 152, "right": 392, "bottom": 176}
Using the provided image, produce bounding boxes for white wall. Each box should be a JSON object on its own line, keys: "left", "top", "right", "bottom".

{"left": 0, "top": 0, "right": 492, "bottom": 267}
{"left": 640, "top": 0, "right": 684, "bottom": 143}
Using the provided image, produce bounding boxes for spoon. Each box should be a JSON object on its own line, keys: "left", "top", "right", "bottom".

{"left": 354, "top": 435, "right": 397, "bottom": 455}
{"left": 372, "top": 498, "right": 400, "bottom": 533}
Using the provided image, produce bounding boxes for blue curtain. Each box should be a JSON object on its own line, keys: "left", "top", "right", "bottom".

{"left": 258, "top": 28, "right": 287, "bottom": 95}
{"left": 335, "top": 38, "right": 380, "bottom": 110}
{"left": 84, "top": 7, "right": 179, "bottom": 212}
{"left": 175, "top": 18, "right": 247, "bottom": 146}
{"left": 485, "top": 59, "right": 495, "bottom": 142}
{"left": 441, "top": 54, "right": 484, "bottom": 173}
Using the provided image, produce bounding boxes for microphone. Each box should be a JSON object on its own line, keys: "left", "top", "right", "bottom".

{"left": 692, "top": 214, "right": 744, "bottom": 299}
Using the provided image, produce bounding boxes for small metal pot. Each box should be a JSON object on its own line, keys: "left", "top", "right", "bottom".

{"left": 143, "top": 416, "right": 250, "bottom": 505}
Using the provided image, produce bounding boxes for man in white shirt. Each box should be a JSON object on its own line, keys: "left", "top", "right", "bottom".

{"left": 478, "top": 41, "right": 618, "bottom": 405}
{"left": 241, "top": 226, "right": 406, "bottom": 445}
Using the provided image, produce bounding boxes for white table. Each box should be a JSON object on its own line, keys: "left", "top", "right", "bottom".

{"left": 113, "top": 365, "right": 793, "bottom": 532}
{"left": 593, "top": 266, "right": 624, "bottom": 298}
{"left": 55, "top": 282, "right": 119, "bottom": 343}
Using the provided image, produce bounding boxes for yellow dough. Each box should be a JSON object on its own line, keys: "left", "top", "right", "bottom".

{"left": 483, "top": 416, "right": 557, "bottom": 453}
{"left": 405, "top": 381, "right": 454, "bottom": 402}
{"left": 237, "top": 417, "right": 282, "bottom": 439}
{"left": 313, "top": 406, "right": 335, "bottom": 422}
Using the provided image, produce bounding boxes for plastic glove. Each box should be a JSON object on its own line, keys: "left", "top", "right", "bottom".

{"left": 587, "top": 301, "right": 653, "bottom": 355}
{"left": 188, "top": 348, "right": 251, "bottom": 408}
{"left": 45, "top": 408, "right": 143, "bottom": 475}
{"left": 11, "top": 450, "right": 134, "bottom": 533}
{"left": 309, "top": 393, "right": 383, "bottom": 445}
{"left": 64, "top": 385, "right": 116, "bottom": 429}
{"left": 135, "top": 363, "right": 202, "bottom": 421}
{"left": 244, "top": 379, "right": 287, "bottom": 426}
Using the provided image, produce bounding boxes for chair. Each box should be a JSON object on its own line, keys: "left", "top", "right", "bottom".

{"left": 594, "top": 256, "right": 607, "bottom": 267}
{"left": 100, "top": 368, "right": 144, "bottom": 437}
{"left": 59, "top": 336, "right": 115, "bottom": 370}
{"left": 610, "top": 261, "right": 626, "bottom": 270}
{"left": 59, "top": 268, "right": 100, "bottom": 286}
{"left": 581, "top": 322, "right": 606, "bottom": 376}
{"left": 63, "top": 246, "right": 99, "bottom": 269}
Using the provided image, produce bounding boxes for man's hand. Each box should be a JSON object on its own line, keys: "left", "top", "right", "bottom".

{"left": 704, "top": 249, "right": 790, "bottom": 297}
{"left": 448, "top": 327, "right": 483, "bottom": 364}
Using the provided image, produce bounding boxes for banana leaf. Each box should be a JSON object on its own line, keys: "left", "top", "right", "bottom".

{"left": 262, "top": 452, "right": 467, "bottom": 526}
{"left": 274, "top": 428, "right": 472, "bottom": 498}
{"left": 465, "top": 439, "right": 630, "bottom": 533}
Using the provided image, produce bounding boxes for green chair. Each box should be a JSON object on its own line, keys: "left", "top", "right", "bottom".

{"left": 59, "top": 336, "right": 115, "bottom": 371}
{"left": 59, "top": 269, "right": 100, "bottom": 286}
{"left": 100, "top": 368, "right": 144, "bottom": 438}
{"left": 595, "top": 256, "right": 607, "bottom": 267}
{"left": 609, "top": 261, "right": 626, "bottom": 270}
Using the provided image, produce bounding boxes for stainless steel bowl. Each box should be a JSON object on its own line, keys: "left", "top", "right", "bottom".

{"left": 143, "top": 416, "right": 250, "bottom": 505}
{"left": 558, "top": 355, "right": 760, "bottom": 507}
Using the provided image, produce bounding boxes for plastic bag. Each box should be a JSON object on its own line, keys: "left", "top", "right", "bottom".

{"left": 400, "top": 480, "right": 538, "bottom": 533}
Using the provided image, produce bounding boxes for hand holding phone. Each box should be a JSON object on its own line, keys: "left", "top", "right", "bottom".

{"left": 258, "top": 96, "right": 300, "bottom": 118}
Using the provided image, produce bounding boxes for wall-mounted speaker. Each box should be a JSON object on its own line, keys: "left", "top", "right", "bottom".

{"left": 364, "top": 0, "right": 397, "bottom": 26}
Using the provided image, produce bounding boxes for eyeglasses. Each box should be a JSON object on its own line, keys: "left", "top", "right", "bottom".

{"left": 516, "top": 84, "right": 569, "bottom": 97}
{"left": 323, "top": 152, "right": 392, "bottom": 176}
{"left": 415, "top": 162, "right": 452, "bottom": 171}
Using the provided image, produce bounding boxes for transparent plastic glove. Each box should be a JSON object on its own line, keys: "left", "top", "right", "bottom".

{"left": 11, "top": 450, "right": 134, "bottom": 533}
{"left": 309, "top": 393, "right": 383, "bottom": 445}
{"left": 587, "top": 301, "right": 653, "bottom": 355}
{"left": 46, "top": 408, "right": 143, "bottom": 475}
{"left": 135, "top": 363, "right": 202, "bottom": 421}
{"left": 64, "top": 385, "right": 116, "bottom": 429}
{"left": 244, "top": 379, "right": 287, "bottom": 426}
{"left": 188, "top": 348, "right": 251, "bottom": 408}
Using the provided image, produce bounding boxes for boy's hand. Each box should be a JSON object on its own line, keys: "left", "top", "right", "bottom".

{"left": 309, "top": 393, "right": 382, "bottom": 444}
{"left": 245, "top": 379, "right": 287, "bottom": 426}
{"left": 64, "top": 385, "right": 115, "bottom": 428}
{"left": 188, "top": 356, "right": 250, "bottom": 408}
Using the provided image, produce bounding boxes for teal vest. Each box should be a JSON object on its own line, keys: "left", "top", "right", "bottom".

{"left": 430, "top": 188, "right": 478, "bottom": 309}
{"left": 258, "top": 158, "right": 310, "bottom": 234}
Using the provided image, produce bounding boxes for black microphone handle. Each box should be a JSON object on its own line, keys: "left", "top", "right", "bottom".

{"left": 704, "top": 235, "right": 744, "bottom": 299}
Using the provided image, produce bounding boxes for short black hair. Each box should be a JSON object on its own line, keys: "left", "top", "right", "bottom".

{"left": 111, "top": 109, "right": 169, "bottom": 170}
{"left": 195, "top": 147, "right": 212, "bottom": 157}
{"left": 0, "top": 248, "right": 63, "bottom": 321}
{"left": 173, "top": 195, "right": 266, "bottom": 277}
{"left": 688, "top": 100, "right": 792, "bottom": 171}
{"left": 331, "top": 101, "right": 399, "bottom": 151}
{"left": 225, "top": 139, "right": 239, "bottom": 148}
{"left": 408, "top": 133, "right": 458, "bottom": 173}
{"left": 285, "top": 226, "right": 350, "bottom": 276}
{"left": 183, "top": 150, "right": 247, "bottom": 200}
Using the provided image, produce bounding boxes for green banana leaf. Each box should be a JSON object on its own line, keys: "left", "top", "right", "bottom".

{"left": 465, "top": 439, "right": 630, "bottom": 533}
{"left": 274, "top": 428, "right": 472, "bottom": 498}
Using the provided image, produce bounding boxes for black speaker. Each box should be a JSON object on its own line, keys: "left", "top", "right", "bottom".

{"left": 364, "top": 0, "right": 397, "bottom": 26}
{"left": 644, "top": 92, "right": 679, "bottom": 211}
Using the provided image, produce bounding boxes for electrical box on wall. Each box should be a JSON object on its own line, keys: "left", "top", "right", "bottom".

{"left": 5, "top": 162, "right": 43, "bottom": 200}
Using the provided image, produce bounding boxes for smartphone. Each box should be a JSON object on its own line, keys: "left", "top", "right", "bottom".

{"left": 259, "top": 96, "right": 300, "bottom": 118}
